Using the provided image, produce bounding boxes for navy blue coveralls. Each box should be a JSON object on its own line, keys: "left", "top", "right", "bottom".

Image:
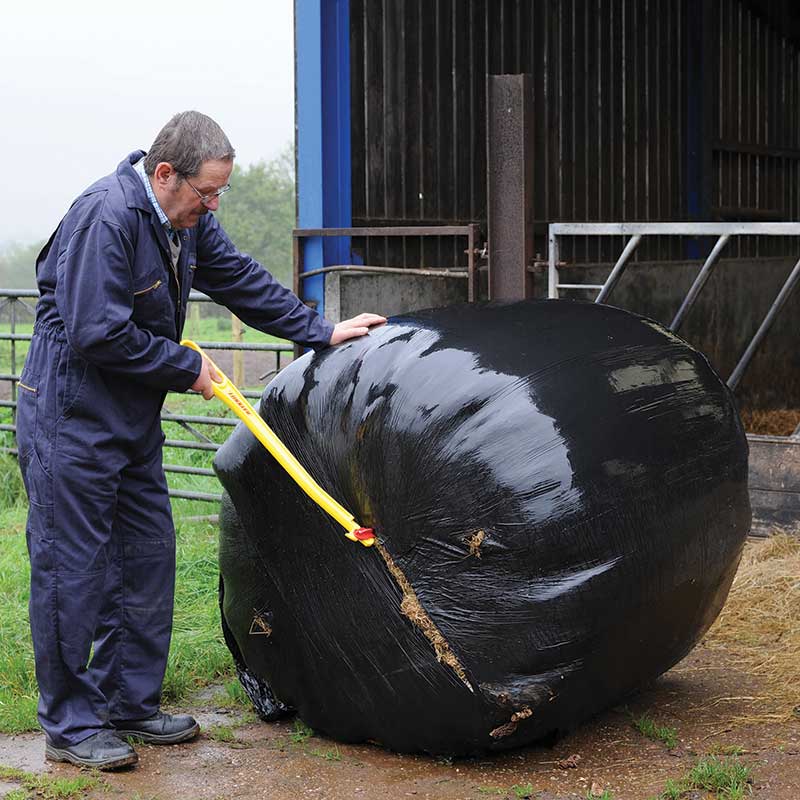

{"left": 16, "top": 151, "right": 333, "bottom": 747}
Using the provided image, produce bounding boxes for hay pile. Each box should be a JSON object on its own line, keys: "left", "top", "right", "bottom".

{"left": 739, "top": 408, "right": 800, "bottom": 436}
{"left": 704, "top": 533, "right": 800, "bottom": 716}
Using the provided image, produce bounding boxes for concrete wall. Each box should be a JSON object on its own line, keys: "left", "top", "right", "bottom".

{"left": 322, "top": 258, "right": 798, "bottom": 410}
{"left": 748, "top": 434, "right": 800, "bottom": 535}
{"left": 324, "top": 270, "right": 468, "bottom": 322}
{"left": 557, "top": 257, "right": 800, "bottom": 410}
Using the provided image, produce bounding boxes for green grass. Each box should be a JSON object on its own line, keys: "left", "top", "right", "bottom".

{"left": 632, "top": 712, "right": 678, "bottom": 749}
{"left": 0, "top": 453, "right": 26, "bottom": 510}
{"left": 650, "top": 755, "right": 753, "bottom": 800}
{"left": 160, "top": 391, "right": 233, "bottom": 518}
{"left": 0, "top": 304, "right": 296, "bottom": 520}
{"left": 310, "top": 745, "right": 342, "bottom": 762}
{"left": 0, "top": 394, "right": 236, "bottom": 729}
{"left": 658, "top": 778, "right": 683, "bottom": 800}
{"left": 181, "top": 311, "right": 290, "bottom": 348}
{"left": 211, "top": 677, "right": 253, "bottom": 710}
{"left": 0, "top": 506, "right": 38, "bottom": 733}
{"left": 0, "top": 308, "right": 290, "bottom": 349}
{"left": 687, "top": 756, "right": 752, "bottom": 798}
{"left": 0, "top": 307, "right": 297, "bottom": 732}
{"left": 511, "top": 784, "right": 534, "bottom": 799}
{"left": 207, "top": 724, "right": 236, "bottom": 743}
{"left": 289, "top": 719, "right": 314, "bottom": 744}
{"left": 162, "top": 519, "right": 234, "bottom": 701}
{"left": 206, "top": 719, "right": 255, "bottom": 749}
{"left": 0, "top": 459, "right": 236, "bottom": 734}
{"left": 0, "top": 765, "right": 103, "bottom": 799}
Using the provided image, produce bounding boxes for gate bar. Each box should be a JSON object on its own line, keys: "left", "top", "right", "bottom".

{"left": 595, "top": 236, "right": 642, "bottom": 304}
{"left": 727, "top": 256, "right": 800, "bottom": 390}
{"left": 670, "top": 234, "right": 730, "bottom": 332}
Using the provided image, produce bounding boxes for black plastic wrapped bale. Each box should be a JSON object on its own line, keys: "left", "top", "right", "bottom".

{"left": 215, "top": 300, "right": 751, "bottom": 756}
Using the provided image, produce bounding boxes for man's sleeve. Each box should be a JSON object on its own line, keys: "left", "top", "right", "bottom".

{"left": 55, "top": 219, "right": 202, "bottom": 391}
{"left": 193, "top": 215, "right": 334, "bottom": 350}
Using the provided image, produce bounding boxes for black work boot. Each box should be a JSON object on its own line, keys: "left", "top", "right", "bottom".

{"left": 45, "top": 730, "right": 138, "bottom": 770}
{"left": 112, "top": 710, "right": 200, "bottom": 744}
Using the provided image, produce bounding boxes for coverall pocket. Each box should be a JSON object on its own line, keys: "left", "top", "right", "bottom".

{"left": 23, "top": 455, "right": 55, "bottom": 532}
{"left": 26, "top": 519, "right": 55, "bottom": 570}
{"left": 56, "top": 347, "right": 88, "bottom": 422}
{"left": 132, "top": 271, "right": 171, "bottom": 327}
{"left": 16, "top": 372, "right": 54, "bottom": 494}
{"left": 15, "top": 374, "right": 38, "bottom": 461}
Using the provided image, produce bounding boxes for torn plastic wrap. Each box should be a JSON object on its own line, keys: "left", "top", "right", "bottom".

{"left": 215, "top": 300, "right": 751, "bottom": 756}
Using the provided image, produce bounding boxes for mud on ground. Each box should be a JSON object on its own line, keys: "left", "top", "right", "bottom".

{"left": 1, "top": 640, "right": 799, "bottom": 800}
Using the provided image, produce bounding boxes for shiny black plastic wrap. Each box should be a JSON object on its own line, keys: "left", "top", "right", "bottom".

{"left": 215, "top": 300, "right": 751, "bottom": 756}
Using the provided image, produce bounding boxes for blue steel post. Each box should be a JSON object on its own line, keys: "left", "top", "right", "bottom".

{"left": 685, "top": 1, "right": 713, "bottom": 259}
{"left": 295, "top": 0, "right": 352, "bottom": 319}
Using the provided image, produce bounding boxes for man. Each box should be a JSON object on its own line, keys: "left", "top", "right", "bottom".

{"left": 16, "top": 110, "right": 385, "bottom": 770}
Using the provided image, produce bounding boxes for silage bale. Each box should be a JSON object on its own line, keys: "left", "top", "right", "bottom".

{"left": 214, "top": 300, "right": 751, "bottom": 756}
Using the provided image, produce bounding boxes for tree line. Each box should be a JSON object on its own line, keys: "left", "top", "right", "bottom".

{"left": 0, "top": 146, "right": 295, "bottom": 290}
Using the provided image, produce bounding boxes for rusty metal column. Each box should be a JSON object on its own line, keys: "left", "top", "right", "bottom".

{"left": 487, "top": 75, "right": 535, "bottom": 300}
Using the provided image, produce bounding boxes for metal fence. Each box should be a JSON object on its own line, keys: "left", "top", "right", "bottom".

{"left": 0, "top": 289, "right": 293, "bottom": 504}
{"left": 547, "top": 222, "right": 800, "bottom": 391}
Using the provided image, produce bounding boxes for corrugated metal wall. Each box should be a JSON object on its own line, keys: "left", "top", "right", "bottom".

{"left": 716, "top": 0, "right": 800, "bottom": 256}
{"left": 349, "top": 0, "right": 800, "bottom": 268}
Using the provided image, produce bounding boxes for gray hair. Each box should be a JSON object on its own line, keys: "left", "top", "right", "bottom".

{"left": 143, "top": 111, "right": 236, "bottom": 177}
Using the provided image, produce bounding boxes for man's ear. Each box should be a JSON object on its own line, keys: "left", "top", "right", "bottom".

{"left": 153, "top": 162, "right": 176, "bottom": 189}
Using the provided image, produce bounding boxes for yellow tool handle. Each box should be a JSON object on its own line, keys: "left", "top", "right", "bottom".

{"left": 181, "top": 340, "right": 375, "bottom": 547}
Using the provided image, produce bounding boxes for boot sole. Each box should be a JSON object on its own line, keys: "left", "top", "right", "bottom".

{"left": 114, "top": 722, "right": 200, "bottom": 745}
{"left": 45, "top": 744, "right": 138, "bottom": 770}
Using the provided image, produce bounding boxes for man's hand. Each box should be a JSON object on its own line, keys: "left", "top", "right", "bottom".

{"left": 329, "top": 313, "right": 387, "bottom": 345}
{"left": 190, "top": 356, "right": 222, "bottom": 400}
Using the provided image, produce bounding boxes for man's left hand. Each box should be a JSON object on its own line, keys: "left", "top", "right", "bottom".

{"left": 329, "top": 313, "right": 387, "bottom": 345}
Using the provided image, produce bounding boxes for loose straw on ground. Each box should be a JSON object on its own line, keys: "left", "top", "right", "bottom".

{"left": 703, "top": 532, "right": 800, "bottom": 721}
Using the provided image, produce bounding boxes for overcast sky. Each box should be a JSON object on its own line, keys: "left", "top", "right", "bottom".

{"left": 0, "top": 0, "right": 295, "bottom": 245}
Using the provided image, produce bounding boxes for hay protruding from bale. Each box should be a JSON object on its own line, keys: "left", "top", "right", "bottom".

{"left": 375, "top": 542, "right": 472, "bottom": 691}
{"left": 489, "top": 706, "right": 533, "bottom": 739}
{"left": 465, "top": 530, "right": 485, "bottom": 558}
{"left": 704, "top": 532, "right": 800, "bottom": 717}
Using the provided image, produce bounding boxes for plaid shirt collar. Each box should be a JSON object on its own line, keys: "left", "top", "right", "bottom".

{"left": 133, "top": 157, "right": 174, "bottom": 234}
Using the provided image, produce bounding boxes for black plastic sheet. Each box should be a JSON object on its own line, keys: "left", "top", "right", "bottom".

{"left": 215, "top": 300, "right": 751, "bottom": 756}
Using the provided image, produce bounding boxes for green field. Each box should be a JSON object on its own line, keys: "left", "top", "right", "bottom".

{"left": 0, "top": 307, "right": 287, "bottom": 733}
{"left": 0, "top": 472, "right": 235, "bottom": 734}
{"left": 0, "top": 310, "right": 291, "bottom": 365}
{"left": 0, "top": 306, "right": 293, "bottom": 517}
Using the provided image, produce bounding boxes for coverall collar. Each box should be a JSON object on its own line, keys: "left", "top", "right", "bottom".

{"left": 118, "top": 151, "right": 151, "bottom": 213}
{"left": 118, "top": 151, "right": 172, "bottom": 255}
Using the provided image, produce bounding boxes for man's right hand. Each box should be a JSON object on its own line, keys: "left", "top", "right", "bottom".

{"left": 190, "top": 356, "right": 221, "bottom": 400}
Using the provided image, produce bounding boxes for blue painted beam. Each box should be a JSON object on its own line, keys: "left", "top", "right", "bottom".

{"left": 685, "top": 0, "right": 713, "bottom": 259}
{"left": 295, "top": 0, "right": 352, "bottom": 318}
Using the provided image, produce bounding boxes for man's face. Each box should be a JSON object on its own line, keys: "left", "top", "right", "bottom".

{"left": 152, "top": 159, "right": 233, "bottom": 230}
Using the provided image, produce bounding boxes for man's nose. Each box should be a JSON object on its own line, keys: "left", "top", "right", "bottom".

{"left": 205, "top": 196, "right": 221, "bottom": 212}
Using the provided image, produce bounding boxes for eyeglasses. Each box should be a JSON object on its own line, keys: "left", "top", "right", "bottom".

{"left": 183, "top": 176, "right": 231, "bottom": 206}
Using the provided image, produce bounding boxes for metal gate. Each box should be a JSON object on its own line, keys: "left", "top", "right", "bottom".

{"left": 548, "top": 222, "right": 800, "bottom": 391}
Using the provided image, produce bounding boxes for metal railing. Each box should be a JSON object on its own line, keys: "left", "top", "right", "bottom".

{"left": 547, "top": 222, "right": 800, "bottom": 391}
{"left": 293, "top": 224, "right": 480, "bottom": 296}
{"left": 0, "top": 290, "right": 293, "bottom": 504}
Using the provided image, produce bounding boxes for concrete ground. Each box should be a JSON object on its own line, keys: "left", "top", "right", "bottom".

{"left": 2, "top": 641, "right": 799, "bottom": 800}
